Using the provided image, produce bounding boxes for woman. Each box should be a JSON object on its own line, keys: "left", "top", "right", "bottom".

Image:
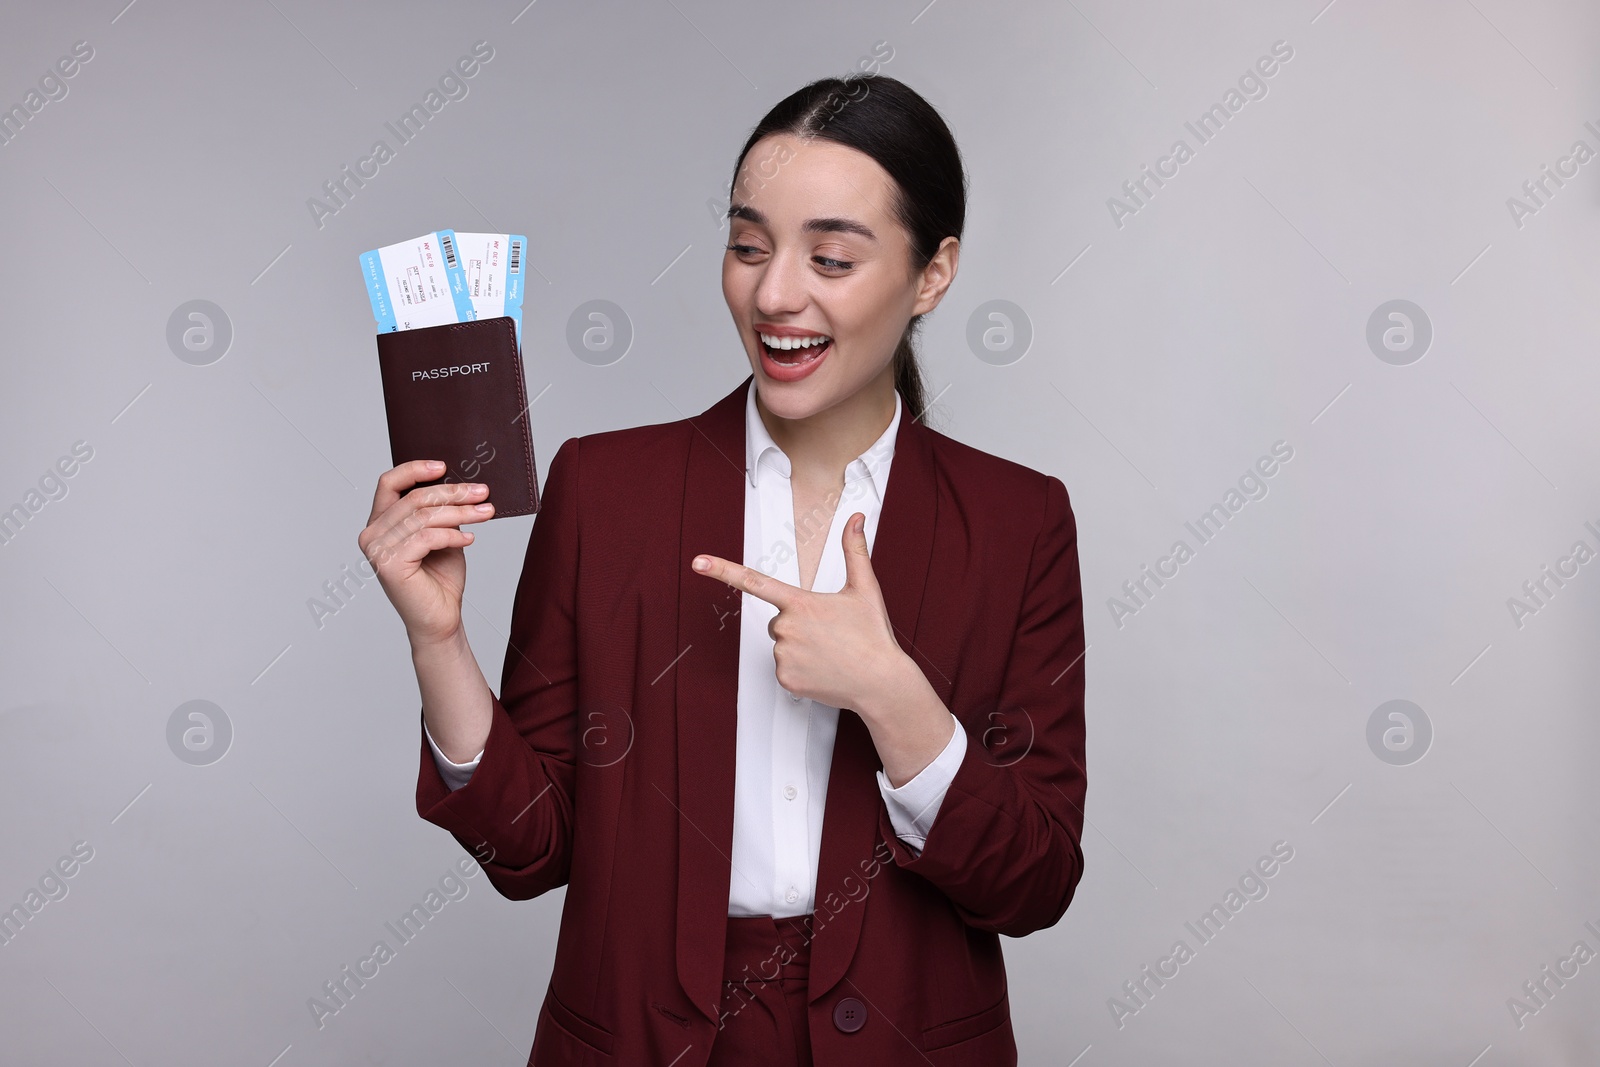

{"left": 359, "top": 74, "right": 1087, "bottom": 1066}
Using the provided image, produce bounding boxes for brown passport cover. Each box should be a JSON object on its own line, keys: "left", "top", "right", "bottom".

{"left": 374, "top": 316, "right": 540, "bottom": 517}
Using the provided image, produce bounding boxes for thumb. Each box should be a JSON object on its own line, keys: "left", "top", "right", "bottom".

{"left": 842, "top": 513, "right": 882, "bottom": 598}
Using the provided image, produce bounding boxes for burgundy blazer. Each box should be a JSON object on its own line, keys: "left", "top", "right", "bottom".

{"left": 416, "top": 374, "right": 1088, "bottom": 1066}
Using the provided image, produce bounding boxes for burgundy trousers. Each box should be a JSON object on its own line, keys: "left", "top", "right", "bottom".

{"left": 707, "top": 914, "right": 814, "bottom": 1067}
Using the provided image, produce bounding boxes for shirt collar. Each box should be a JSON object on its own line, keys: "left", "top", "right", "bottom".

{"left": 744, "top": 379, "right": 900, "bottom": 501}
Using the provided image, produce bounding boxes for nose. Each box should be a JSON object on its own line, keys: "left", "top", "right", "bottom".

{"left": 753, "top": 247, "right": 809, "bottom": 319}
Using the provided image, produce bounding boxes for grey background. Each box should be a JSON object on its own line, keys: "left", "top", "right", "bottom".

{"left": 2, "top": 0, "right": 1597, "bottom": 1064}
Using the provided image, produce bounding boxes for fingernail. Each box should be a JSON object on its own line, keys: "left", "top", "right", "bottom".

{"left": 474, "top": 503, "right": 493, "bottom": 512}
{"left": 427, "top": 460, "right": 445, "bottom": 470}
{"left": 692, "top": 556, "right": 710, "bottom": 571}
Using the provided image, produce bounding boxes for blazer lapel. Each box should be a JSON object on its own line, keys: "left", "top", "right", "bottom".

{"left": 808, "top": 400, "right": 937, "bottom": 1002}
{"left": 673, "top": 376, "right": 751, "bottom": 1023}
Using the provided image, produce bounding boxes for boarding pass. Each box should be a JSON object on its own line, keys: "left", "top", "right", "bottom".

{"left": 360, "top": 230, "right": 525, "bottom": 347}
{"left": 453, "top": 231, "right": 527, "bottom": 347}
{"left": 359, "top": 230, "right": 475, "bottom": 333}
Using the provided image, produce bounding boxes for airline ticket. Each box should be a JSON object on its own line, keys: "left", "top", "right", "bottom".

{"left": 359, "top": 230, "right": 474, "bottom": 333}
{"left": 454, "top": 231, "right": 527, "bottom": 348}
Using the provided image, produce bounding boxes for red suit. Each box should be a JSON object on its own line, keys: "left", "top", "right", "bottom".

{"left": 416, "top": 374, "right": 1088, "bottom": 1065}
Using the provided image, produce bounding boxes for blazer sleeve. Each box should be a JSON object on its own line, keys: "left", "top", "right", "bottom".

{"left": 414, "top": 435, "right": 582, "bottom": 901}
{"left": 876, "top": 472, "right": 1087, "bottom": 937}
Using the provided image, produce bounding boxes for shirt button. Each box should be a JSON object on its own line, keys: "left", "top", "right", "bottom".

{"left": 787, "top": 688, "right": 803, "bottom": 703}
{"left": 783, "top": 784, "right": 797, "bottom": 801}
{"left": 785, "top": 887, "right": 799, "bottom": 904}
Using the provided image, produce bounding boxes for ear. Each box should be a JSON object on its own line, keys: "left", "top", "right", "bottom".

{"left": 911, "top": 236, "right": 960, "bottom": 317}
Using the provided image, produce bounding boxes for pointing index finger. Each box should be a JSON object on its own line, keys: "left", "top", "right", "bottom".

{"left": 692, "top": 554, "right": 802, "bottom": 610}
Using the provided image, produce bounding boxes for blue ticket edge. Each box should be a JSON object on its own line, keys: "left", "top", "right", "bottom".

{"left": 504, "top": 235, "right": 526, "bottom": 350}
{"left": 439, "top": 229, "right": 475, "bottom": 321}
{"left": 505, "top": 235, "right": 526, "bottom": 313}
{"left": 358, "top": 229, "right": 474, "bottom": 333}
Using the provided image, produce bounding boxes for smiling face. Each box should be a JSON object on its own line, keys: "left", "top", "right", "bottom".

{"left": 721, "top": 134, "right": 957, "bottom": 423}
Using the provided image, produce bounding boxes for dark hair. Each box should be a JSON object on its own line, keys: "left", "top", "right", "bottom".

{"left": 729, "top": 74, "right": 966, "bottom": 425}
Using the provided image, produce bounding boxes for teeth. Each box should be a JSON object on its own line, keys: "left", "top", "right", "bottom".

{"left": 759, "top": 332, "right": 830, "bottom": 350}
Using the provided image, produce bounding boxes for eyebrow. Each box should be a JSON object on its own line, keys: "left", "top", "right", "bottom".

{"left": 727, "top": 202, "right": 877, "bottom": 241}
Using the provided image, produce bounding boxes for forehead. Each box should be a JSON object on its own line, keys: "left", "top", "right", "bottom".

{"left": 733, "top": 134, "right": 897, "bottom": 227}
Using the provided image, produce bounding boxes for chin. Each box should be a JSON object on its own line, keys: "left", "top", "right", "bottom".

{"left": 751, "top": 368, "right": 831, "bottom": 417}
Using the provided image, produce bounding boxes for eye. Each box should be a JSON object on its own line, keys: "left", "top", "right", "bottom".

{"left": 723, "top": 244, "right": 853, "bottom": 272}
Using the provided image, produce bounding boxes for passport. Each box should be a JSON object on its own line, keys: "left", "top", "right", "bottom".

{"left": 374, "top": 316, "right": 540, "bottom": 518}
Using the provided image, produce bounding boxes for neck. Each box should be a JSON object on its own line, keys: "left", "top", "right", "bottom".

{"left": 755, "top": 363, "right": 898, "bottom": 484}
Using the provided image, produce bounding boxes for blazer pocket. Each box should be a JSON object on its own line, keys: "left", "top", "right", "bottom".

{"left": 921, "top": 993, "right": 1010, "bottom": 1051}
{"left": 535, "top": 985, "right": 615, "bottom": 1058}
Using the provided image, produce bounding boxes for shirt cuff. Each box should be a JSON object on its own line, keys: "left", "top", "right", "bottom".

{"left": 876, "top": 714, "right": 967, "bottom": 855}
{"left": 424, "top": 716, "right": 483, "bottom": 793}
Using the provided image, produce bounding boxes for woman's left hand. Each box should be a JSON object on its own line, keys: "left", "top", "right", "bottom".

{"left": 692, "top": 512, "right": 910, "bottom": 716}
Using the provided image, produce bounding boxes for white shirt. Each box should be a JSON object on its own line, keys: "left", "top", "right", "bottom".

{"left": 425, "top": 380, "right": 967, "bottom": 917}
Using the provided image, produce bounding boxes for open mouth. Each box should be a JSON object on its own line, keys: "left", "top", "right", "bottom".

{"left": 761, "top": 334, "right": 838, "bottom": 383}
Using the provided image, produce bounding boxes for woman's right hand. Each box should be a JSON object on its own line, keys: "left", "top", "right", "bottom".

{"left": 358, "top": 460, "right": 496, "bottom": 646}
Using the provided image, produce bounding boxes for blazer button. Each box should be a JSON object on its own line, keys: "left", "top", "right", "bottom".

{"left": 832, "top": 996, "right": 867, "bottom": 1033}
